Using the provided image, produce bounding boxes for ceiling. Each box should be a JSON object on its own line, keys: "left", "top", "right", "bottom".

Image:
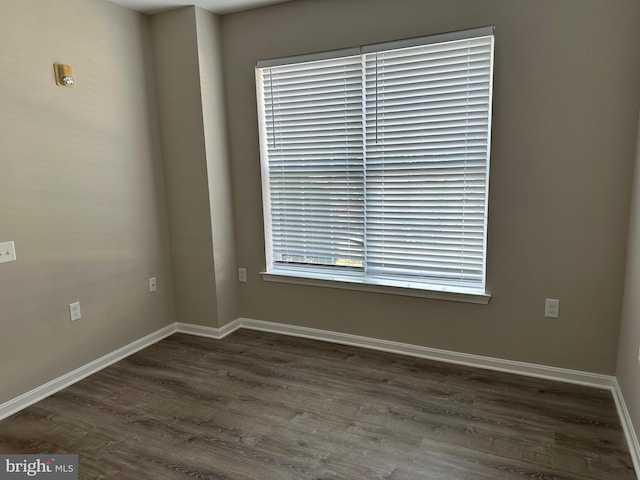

{"left": 109, "top": 0, "right": 293, "bottom": 15}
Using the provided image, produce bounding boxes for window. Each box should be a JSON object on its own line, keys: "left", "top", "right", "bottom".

{"left": 255, "top": 26, "right": 494, "bottom": 303}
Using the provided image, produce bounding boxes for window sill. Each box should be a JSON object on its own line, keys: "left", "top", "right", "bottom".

{"left": 260, "top": 269, "right": 491, "bottom": 305}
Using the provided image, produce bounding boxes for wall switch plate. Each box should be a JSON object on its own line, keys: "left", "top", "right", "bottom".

{"left": 637, "top": 347, "right": 640, "bottom": 366}
{"left": 149, "top": 277, "right": 157, "bottom": 292}
{"left": 238, "top": 268, "right": 247, "bottom": 283}
{"left": 0, "top": 241, "right": 16, "bottom": 264}
{"left": 69, "top": 301, "right": 82, "bottom": 322}
{"left": 545, "top": 298, "right": 560, "bottom": 318}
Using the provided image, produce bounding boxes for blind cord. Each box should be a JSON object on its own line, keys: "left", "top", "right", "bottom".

{"left": 269, "top": 67, "right": 275, "bottom": 148}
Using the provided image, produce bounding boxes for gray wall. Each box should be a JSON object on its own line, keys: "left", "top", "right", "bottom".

{"left": 222, "top": 0, "right": 640, "bottom": 373}
{"left": 195, "top": 7, "right": 238, "bottom": 327}
{"left": 0, "top": 0, "right": 175, "bottom": 403}
{"left": 617, "top": 112, "right": 640, "bottom": 442}
{"left": 151, "top": 7, "right": 218, "bottom": 327}
{"left": 151, "top": 6, "right": 237, "bottom": 328}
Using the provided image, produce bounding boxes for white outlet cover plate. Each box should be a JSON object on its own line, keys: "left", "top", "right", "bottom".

{"left": 69, "top": 302, "right": 82, "bottom": 321}
{"left": 238, "top": 268, "right": 247, "bottom": 282}
{"left": 0, "top": 241, "right": 16, "bottom": 264}
{"left": 545, "top": 298, "right": 560, "bottom": 318}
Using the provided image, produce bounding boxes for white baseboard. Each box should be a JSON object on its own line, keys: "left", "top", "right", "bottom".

{"left": 0, "top": 324, "right": 177, "bottom": 422}
{"left": 233, "top": 318, "right": 640, "bottom": 478}
{"left": 175, "top": 320, "right": 241, "bottom": 339}
{"left": 1, "top": 316, "right": 637, "bottom": 480}
{"left": 612, "top": 378, "right": 640, "bottom": 475}
{"left": 235, "top": 317, "right": 614, "bottom": 389}
{"left": 235, "top": 317, "right": 638, "bottom": 478}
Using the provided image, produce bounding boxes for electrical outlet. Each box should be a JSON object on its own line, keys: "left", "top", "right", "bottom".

{"left": 0, "top": 241, "right": 16, "bottom": 264}
{"left": 149, "top": 277, "right": 157, "bottom": 292}
{"left": 69, "top": 301, "right": 81, "bottom": 322}
{"left": 238, "top": 268, "right": 247, "bottom": 283}
{"left": 545, "top": 298, "right": 560, "bottom": 318}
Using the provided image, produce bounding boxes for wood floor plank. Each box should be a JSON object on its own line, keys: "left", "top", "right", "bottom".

{"left": 0, "top": 331, "right": 635, "bottom": 479}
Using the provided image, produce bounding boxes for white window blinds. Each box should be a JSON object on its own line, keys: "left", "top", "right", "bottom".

{"left": 256, "top": 56, "right": 365, "bottom": 268}
{"left": 363, "top": 36, "right": 493, "bottom": 289}
{"left": 256, "top": 27, "right": 494, "bottom": 293}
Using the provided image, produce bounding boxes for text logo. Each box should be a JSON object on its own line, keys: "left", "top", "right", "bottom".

{"left": 0, "top": 455, "right": 77, "bottom": 479}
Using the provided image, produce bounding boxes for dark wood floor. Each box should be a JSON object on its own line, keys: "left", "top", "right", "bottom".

{"left": 0, "top": 331, "right": 635, "bottom": 479}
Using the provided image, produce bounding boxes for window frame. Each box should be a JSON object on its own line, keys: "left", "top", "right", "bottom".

{"left": 256, "top": 26, "right": 495, "bottom": 304}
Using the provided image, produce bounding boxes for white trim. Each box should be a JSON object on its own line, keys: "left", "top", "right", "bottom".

{"left": 261, "top": 271, "right": 491, "bottom": 305}
{"left": 1, "top": 316, "right": 638, "bottom": 480}
{"left": 233, "top": 317, "right": 639, "bottom": 477}
{"left": 234, "top": 317, "right": 639, "bottom": 477}
{"left": 235, "top": 318, "right": 612, "bottom": 388}
{"left": 612, "top": 378, "right": 640, "bottom": 475}
{"left": 0, "top": 324, "right": 177, "bottom": 422}
{"left": 362, "top": 25, "right": 494, "bottom": 54}
{"left": 175, "top": 320, "right": 241, "bottom": 340}
{"left": 257, "top": 47, "right": 361, "bottom": 68}
{"left": 256, "top": 26, "right": 495, "bottom": 67}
